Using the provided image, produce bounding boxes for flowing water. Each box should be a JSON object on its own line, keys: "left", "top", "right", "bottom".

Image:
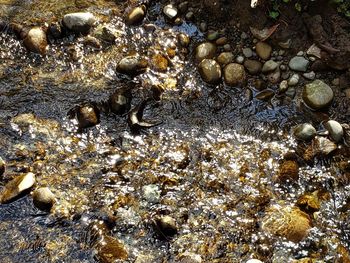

{"left": 0, "top": 1, "right": 349, "bottom": 262}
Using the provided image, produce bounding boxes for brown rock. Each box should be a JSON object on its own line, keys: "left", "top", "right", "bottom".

{"left": 23, "top": 27, "right": 48, "bottom": 54}
{"left": 276, "top": 160, "right": 299, "bottom": 182}
{"left": 223, "top": 63, "right": 246, "bottom": 86}
{"left": 256, "top": 41, "right": 272, "bottom": 60}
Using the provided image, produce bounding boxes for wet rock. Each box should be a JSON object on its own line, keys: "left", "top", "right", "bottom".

{"left": 314, "top": 136, "right": 337, "bottom": 156}
{"left": 288, "top": 74, "right": 300, "bottom": 86}
{"left": 289, "top": 56, "right": 309, "bottom": 72}
{"left": 109, "top": 88, "right": 132, "bottom": 115}
{"left": 256, "top": 41, "right": 272, "bottom": 60}
{"left": 286, "top": 87, "right": 296, "bottom": 98}
{"left": 242, "top": 47, "right": 253, "bottom": 58}
{"left": 276, "top": 160, "right": 299, "bottom": 182}
{"left": 279, "top": 80, "right": 288, "bottom": 93}
{"left": 262, "top": 205, "right": 311, "bottom": 243}
{"left": 63, "top": 12, "right": 96, "bottom": 34}
{"left": 96, "top": 235, "right": 128, "bottom": 262}
{"left": 216, "top": 37, "right": 227, "bottom": 46}
{"left": 267, "top": 69, "right": 281, "bottom": 84}
{"left": 142, "top": 184, "right": 161, "bottom": 203}
{"left": 32, "top": 187, "right": 55, "bottom": 212}
{"left": 0, "top": 172, "right": 36, "bottom": 204}
{"left": 255, "top": 89, "right": 275, "bottom": 101}
{"left": 223, "top": 63, "right": 246, "bottom": 86}
{"left": 75, "top": 103, "right": 100, "bottom": 129}
{"left": 302, "top": 80, "right": 334, "bottom": 110}
{"left": 178, "top": 1, "right": 189, "bottom": 13}
{"left": 82, "top": 36, "right": 101, "bottom": 49}
{"left": 126, "top": 5, "right": 146, "bottom": 25}
{"left": 303, "top": 71, "right": 316, "bottom": 80}
{"left": 0, "top": 157, "right": 5, "bottom": 176}
{"left": 236, "top": 55, "right": 244, "bottom": 64}
{"left": 217, "top": 52, "right": 234, "bottom": 66}
{"left": 296, "top": 191, "right": 321, "bottom": 214}
{"left": 163, "top": 4, "right": 178, "bottom": 20}
{"left": 262, "top": 60, "right": 278, "bottom": 73}
{"left": 154, "top": 215, "right": 178, "bottom": 237}
{"left": 177, "top": 252, "right": 202, "bottom": 263}
{"left": 198, "top": 59, "right": 222, "bottom": 84}
{"left": 23, "top": 27, "right": 48, "bottom": 54}
{"left": 324, "top": 120, "right": 344, "bottom": 142}
{"left": 178, "top": 33, "right": 190, "bottom": 47}
{"left": 116, "top": 55, "right": 148, "bottom": 76}
{"left": 151, "top": 53, "right": 168, "bottom": 72}
{"left": 293, "top": 123, "right": 316, "bottom": 141}
{"left": 195, "top": 42, "right": 216, "bottom": 63}
{"left": 252, "top": 79, "right": 267, "bottom": 91}
{"left": 244, "top": 59, "right": 262, "bottom": 75}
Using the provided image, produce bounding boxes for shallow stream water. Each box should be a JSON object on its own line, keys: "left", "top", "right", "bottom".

{"left": 0, "top": 1, "right": 349, "bottom": 262}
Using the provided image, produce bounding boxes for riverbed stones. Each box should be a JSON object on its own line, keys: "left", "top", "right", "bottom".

{"left": 314, "top": 136, "right": 337, "bottom": 156}
{"left": 324, "top": 120, "right": 344, "bottom": 142}
{"left": 177, "top": 252, "right": 202, "bottom": 263}
{"left": 142, "top": 184, "right": 161, "bottom": 203}
{"left": 126, "top": 5, "right": 146, "bottom": 25}
{"left": 289, "top": 56, "right": 309, "bottom": 72}
{"left": 32, "top": 187, "right": 55, "bottom": 212}
{"left": 0, "top": 172, "right": 36, "bottom": 204}
{"left": 198, "top": 59, "right": 222, "bottom": 84}
{"left": 224, "top": 63, "right": 246, "bottom": 86}
{"left": 154, "top": 215, "right": 178, "bottom": 237}
{"left": 63, "top": 12, "right": 96, "bottom": 34}
{"left": 262, "top": 205, "right": 311, "bottom": 243}
{"left": 217, "top": 52, "right": 234, "bottom": 66}
{"left": 256, "top": 41, "right": 272, "bottom": 60}
{"left": 96, "top": 235, "right": 128, "bottom": 261}
{"left": 246, "top": 260, "right": 263, "bottom": 263}
{"left": 163, "top": 4, "right": 178, "bottom": 20}
{"left": 195, "top": 42, "right": 216, "bottom": 63}
{"left": 151, "top": 54, "right": 168, "bottom": 72}
{"left": 293, "top": 123, "right": 316, "bottom": 141}
{"left": 23, "top": 27, "right": 48, "bottom": 54}
{"left": 303, "top": 71, "right": 316, "bottom": 80}
{"left": 116, "top": 55, "right": 148, "bottom": 75}
{"left": 244, "top": 59, "right": 262, "bottom": 74}
{"left": 302, "top": 80, "right": 334, "bottom": 110}
{"left": 262, "top": 60, "right": 278, "bottom": 73}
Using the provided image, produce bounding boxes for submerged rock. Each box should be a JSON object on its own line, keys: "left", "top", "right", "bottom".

{"left": 324, "top": 120, "right": 344, "bottom": 143}
{"left": 293, "top": 123, "right": 316, "bottom": 141}
{"left": 0, "top": 173, "right": 36, "bottom": 204}
{"left": 151, "top": 53, "right": 168, "bottom": 72}
{"left": 302, "top": 80, "right": 334, "bottom": 110}
{"left": 198, "top": 59, "right": 222, "bottom": 84}
{"left": 276, "top": 160, "right": 299, "bottom": 182}
{"left": 128, "top": 100, "right": 161, "bottom": 132}
{"left": 126, "top": 5, "right": 147, "bottom": 25}
{"left": 195, "top": 42, "right": 216, "bottom": 63}
{"left": 68, "top": 103, "right": 100, "bottom": 129}
{"left": 177, "top": 252, "right": 202, "bottom": 263}
{"left": 217, "top": 52, "right": 234, "bottom": 66}
{"left": 108, "top": 88, "right": 132, "bottom": 115}
{"left": 262, "top": 60, "right": 278, "bottom": 73}
{"left": 223, "top": 63, "right": 246, "bottom": 86}
{"left": 116, "top": 55, "right": 148, "bottom": 76}
{"left": 63, "top": 12, "right": 96, "bottom": 34}
{"left": 314, "top": 136, "right": 337, "bottom": 156}
{"left": 178, "top": 33, "right": 190, "bottom": 47}
{"left": 93, "top": 25, "right": 116, "bottom": 43}
{"left": 23, "top": 27, "right": 48, "bottom": 54}
{"left": 96, "top": 235, "right": 128, "bottom": 262}
{"left": 153, "top": 215, "right": 178, "bottom": 237}
{"left": 32, "top": 187, "right": 55, "bottom": 212}
{"left": 262, "top": 205, "right": 311, "bottom": 243}
{"left": 255, "top": 89, "right": 275, "bottom": 101}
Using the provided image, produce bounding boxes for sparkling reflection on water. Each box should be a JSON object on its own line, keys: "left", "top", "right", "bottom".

{"left": 0, "top": 2, "right": 349, "bottom": 263}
